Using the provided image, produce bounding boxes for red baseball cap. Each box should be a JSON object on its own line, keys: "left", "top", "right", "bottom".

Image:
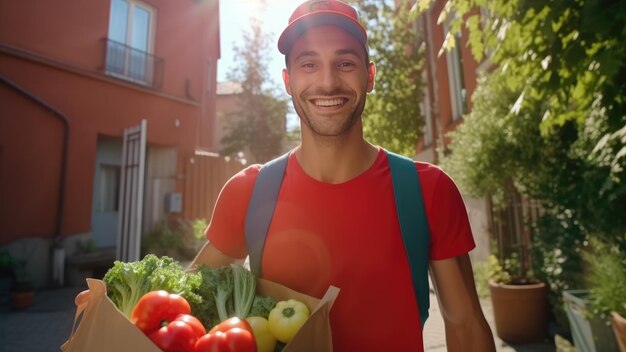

{"left": 278, "top": 0, "right": 368, "bottom": 55}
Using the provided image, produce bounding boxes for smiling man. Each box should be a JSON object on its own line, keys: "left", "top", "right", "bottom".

{"left": 195, "top": 0, "right": 496, "bottom": 350}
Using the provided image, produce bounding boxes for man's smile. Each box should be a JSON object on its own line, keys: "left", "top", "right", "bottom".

{"left": 311, "top": 98, "right": 348, "bottom": 108}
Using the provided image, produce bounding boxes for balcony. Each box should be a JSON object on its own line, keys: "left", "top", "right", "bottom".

{"left": 103, "top": 38, "right": 163, "bottom": 89}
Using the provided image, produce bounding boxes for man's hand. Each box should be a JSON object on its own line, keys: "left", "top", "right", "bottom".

{"left": 75, "top": 290, "right": 91, "bottom": 306}
{"left": 430, "top": 254, "right": 496, "bottom": 351}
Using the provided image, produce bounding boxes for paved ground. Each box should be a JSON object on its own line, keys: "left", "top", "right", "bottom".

{"left": 0, "top": 286, "right": 84, "bottom": 352}
{"left": 424, "top": 289, "right": 556, "bottom": 351}
{"left": 0, "top": 284, "right": 557, "bottom": 352}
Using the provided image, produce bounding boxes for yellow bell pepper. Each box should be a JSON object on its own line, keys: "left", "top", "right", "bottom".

{"left": 246, "top": 316, "right": 277, "bottom": 352}
{"left": 268, "top": 299, "right": 310, "bottom": 343}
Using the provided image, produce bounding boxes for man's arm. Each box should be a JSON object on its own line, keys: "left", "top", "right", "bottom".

{"left": 430, "top": 254, "right": 496, "bottom": 351}
{"left": 187, "top": 242, "right": 243, "bottom": 270}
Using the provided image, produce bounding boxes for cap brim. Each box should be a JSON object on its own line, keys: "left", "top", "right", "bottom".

{"left": 278, "top": 11, "right": 367, "bottom": 55}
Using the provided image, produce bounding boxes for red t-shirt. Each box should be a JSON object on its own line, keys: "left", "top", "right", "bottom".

{"left": 206, "top": 148, "right": 475, "bottom": 351}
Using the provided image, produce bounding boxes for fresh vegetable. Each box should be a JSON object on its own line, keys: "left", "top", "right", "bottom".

{"left": 149, "top": 314, "right": 206, "bottom": 352}
{"left": 195, "top": 265, "right": 233, "bottom": 324}
{"left": 268, "top": 299, "right": 310, "bottom": 343}
{"left": 248, "top": 295, "right": 277, "bottom": 318}
{"left": 131, "top": 290, "right": 192, "bottom": 334}
{"left": 130, "top": 290, "right": 206, "bottom": 352}
{"left": 231, "top": 263, "right": 256, "bottom": 318}
{"left": 246, "top": 316, "right": 277, "bottom": 352}
{"left": 103, "top": 254, "right": 201, "bottom": 318}
{"left": 194, "top": 317, "right": 257, "bottom": 352}
{"left": 194, "top": 264, "right": 267, "bottom": 328}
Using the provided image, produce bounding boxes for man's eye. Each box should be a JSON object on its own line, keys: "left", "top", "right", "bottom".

{"left": 339, "top": 62, "right": 355, "bottom": 68}
{"left": 301, "top": 63, "right": 315, "bottom": 69}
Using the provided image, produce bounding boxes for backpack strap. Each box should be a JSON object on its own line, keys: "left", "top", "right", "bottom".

{"left": 245, "top": 149, "right": 431, "bottom": 328}
{"left": 244, "top": 152, "right": 289, "bottom": 277}
{"left": 385, "top": 150, "right": 431, "bottom": 328}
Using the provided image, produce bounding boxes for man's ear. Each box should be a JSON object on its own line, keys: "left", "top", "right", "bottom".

{"left": 282, "top": 69, "right": 292, "bottom": 96}
{"left": 367, "top": 62, "right": 376, "bottom": 93}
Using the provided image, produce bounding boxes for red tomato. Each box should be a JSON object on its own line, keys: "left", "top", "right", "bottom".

{"left": 131, "top": 290, "right": 192, "bottom": 335}
{"left": 149, "top": 320, "right": 198, "bottom": 352}
{"left": 176, "top": 314, "right": 207, "bottom": 338}
{"left": 209, "top": 317, "right": 254, "bottom": 334}
{"left": 195, "top": 317, "right": 257, "bottom": 352}
{"left": 195, "top": 329, "right": 256, "bottom": 352}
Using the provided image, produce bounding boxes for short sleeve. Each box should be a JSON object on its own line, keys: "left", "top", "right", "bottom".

{"left": 417, "top": 164, "right": 476, "bottom": 260}
{"left": 204, "top": 165, "right": 260, "bottom": 259}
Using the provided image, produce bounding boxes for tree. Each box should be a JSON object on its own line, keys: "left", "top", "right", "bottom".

{"left": 220, "top": 19, "right": 289, "bottom": 163}
{"left": 435, "top": 0, "right": 626, "bottom": 243}
{"left": 347, "top": 0, "right": 425, "bottom": 156}
{"left": 432, "top": 1, "right": 626, "bottom": 325}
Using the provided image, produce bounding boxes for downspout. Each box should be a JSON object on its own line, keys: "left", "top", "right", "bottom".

{"left": 423, "top": 7, "right": 444, "bottom": 164}
{"left": 0, "top": 75, "right": 69, "bottom": 286}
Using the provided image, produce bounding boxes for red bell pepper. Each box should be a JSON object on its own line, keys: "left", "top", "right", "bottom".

{"left": 131, "top": 290, "right": 206, "bottom": 352}
{"left": 194, "top": 317, "right": 257, "bottom": 352}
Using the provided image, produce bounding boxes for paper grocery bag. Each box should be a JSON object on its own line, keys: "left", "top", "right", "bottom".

{"left": 61, "top": 278, "right": 340, "bottom": 352}
{"left": 257, "top": 279, "right": 340, "bottom": 352}
{"left": 61, "top": 279, "right": 160, "bottom": 352}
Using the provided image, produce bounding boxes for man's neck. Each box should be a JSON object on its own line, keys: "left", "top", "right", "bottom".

{"left": 295, "top": 133, "right": 379, "bottom": 184}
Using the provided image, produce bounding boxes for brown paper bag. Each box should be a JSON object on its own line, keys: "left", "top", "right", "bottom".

{"left": 61, "top": 278, "right": 339, "bottom": 352}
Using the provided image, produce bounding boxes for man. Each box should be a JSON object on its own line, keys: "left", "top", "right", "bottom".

{"left": 194, "top": 1, "right": 495, "bottom": 350}
{"left": 78, "top": 1, "right": 495, "bottom": 350}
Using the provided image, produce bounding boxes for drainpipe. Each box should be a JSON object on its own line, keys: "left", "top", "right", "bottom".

{"left": 0, "top": 75, "right": 70, "bottom": 286}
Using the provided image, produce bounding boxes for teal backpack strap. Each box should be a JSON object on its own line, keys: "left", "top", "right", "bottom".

{"left": 244, "top": 152, "right": 289, "bottom": 277}
{"left": 386, "top": 150, "right": 431, "bottom": 328}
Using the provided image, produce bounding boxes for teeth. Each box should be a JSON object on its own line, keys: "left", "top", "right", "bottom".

{"left": 315, "top": 98, "right": 344, "bottom": 107}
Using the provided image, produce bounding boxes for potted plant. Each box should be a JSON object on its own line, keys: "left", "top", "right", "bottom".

{"left": 8, "top": 255, "right": 35, "bottom": 310}
{"left": 10, "top": 279, "right": 35, "bottom": 310}
{"left": 576, "top": 237, "right": 626, "bottom": 351}
{"left": 488, "top": 252, "right": 550, "bottom": 343}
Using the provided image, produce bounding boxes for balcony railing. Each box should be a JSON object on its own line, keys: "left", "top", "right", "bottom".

{"left": 103, "top": 38, "right": 163, "bottom": 89}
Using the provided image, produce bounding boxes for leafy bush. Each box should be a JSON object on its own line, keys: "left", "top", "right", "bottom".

{"left": 142, "top": 218, "right": 208, "bottom": 261}
{"left": 585, "top": 237, "right": 626, "bottom": 318}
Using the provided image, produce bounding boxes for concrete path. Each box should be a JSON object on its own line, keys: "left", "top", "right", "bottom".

{"left": 424, "top": 289, "right": 556, "bottom": 351}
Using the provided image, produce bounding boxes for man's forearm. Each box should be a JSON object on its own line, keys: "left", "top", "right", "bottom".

{"left": 445, "top": 317, "right": 496, "bottom": 352}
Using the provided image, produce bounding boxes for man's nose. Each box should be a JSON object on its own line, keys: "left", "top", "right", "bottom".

{"left": 317, "top": 66, "right": 340, "bottom": 92}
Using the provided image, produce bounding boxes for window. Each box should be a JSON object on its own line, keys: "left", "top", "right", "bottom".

{"left": 97, "top": 164, "right": 121, "bottom": 212}
{"left": 106, "top": 0, "right": 156, "bottom": 85}
{"left": 444, "top": 23, "right": 468, "bottom": 121}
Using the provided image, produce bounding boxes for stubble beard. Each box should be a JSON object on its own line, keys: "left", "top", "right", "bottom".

{"left": 293, "top": 90, "right": 367, "bottom": 143}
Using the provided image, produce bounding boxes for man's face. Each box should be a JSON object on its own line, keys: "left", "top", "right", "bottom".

{"left": 282, "top": 25, "right": 375, "bottom": 140}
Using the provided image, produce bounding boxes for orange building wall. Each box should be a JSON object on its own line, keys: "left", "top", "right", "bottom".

{"left": 0, "top": 0, "right": 220, "bottom": 243}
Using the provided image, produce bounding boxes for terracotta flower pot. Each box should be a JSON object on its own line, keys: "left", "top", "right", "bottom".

{"left": 612, "top": 312, "right": 626, "bottom": 352}
{"left": 489, "top": 280, "right": 550, "bottom": 343}
{"left": 11, "top": 289, "right": 34, "bottom": 310}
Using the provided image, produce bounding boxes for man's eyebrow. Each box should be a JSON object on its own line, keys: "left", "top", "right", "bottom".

{"left": 293, "top": 48, "right": 362, "bottom": 62}
{"left": 335, "top": 49, "right": 361, "bottom": 57}
{"left": 293, "top": 51, "right": 319, "bottom": 61}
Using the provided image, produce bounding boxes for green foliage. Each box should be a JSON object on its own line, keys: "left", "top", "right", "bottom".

{"left": 531, "top": 213, "right": 586, "bottom": 329}
{"left": 142, "top": 219, "right": 205, "bottom": 261}
{"left": 436, "top": 0, "right": 626, "bottom": 241}
{"left": 0, "top": 252, "right": 17, "bottom": 278}
{"left": 487, "top": 254, "right": 511, "bottom": 284}
{"left": 221, "top": 20, "right": 289, "bottom": 163}
{"left": 471, "top": 259, "right": 490, "bottom": 299}
{"left": 192, "top": 218, "right": 208, "bottom": 240}
{"left": 347, "top": 0, "right": 424, "bottom": 156}
{"left": 585, "top": 237, "right": 626, "bottom": 318}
